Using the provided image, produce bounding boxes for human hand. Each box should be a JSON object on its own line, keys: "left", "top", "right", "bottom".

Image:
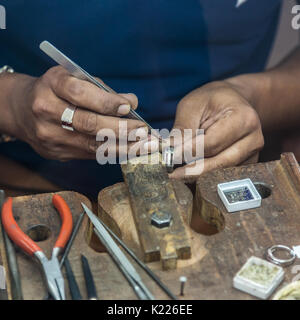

{"left": 9, "top": 66, "right": 146, "bottom": 161}
{"left": 169, "top": 81, "right": 264, "bottom": 182}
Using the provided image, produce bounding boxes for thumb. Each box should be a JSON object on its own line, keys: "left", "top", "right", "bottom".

{"left": 172, "top": 98, "right": 202, "bottom": 135}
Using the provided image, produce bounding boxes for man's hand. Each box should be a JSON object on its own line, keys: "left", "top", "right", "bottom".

{"left": 7, "top": 66, "right": 146, "bottom": 161}
{"left": 169, "top": 81, "right": 264, "bottom": 182}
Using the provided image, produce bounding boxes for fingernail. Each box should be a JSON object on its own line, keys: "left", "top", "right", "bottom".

{"left": 139, "top": 127, "right": 149, "bottom": 137}
{"left": 137, "top": 127, "right": 149, "bottom": 140}
{"left": 118, "top": 104, "right": 131, "bottom": 115}
{"left": 143, "top": 140, "right": 159, "bottom": 152}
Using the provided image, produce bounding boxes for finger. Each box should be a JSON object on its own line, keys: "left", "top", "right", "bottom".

{"left": 172, "top": 94, "right": 203, "bottom": 132}
{"left": 179, "top": 107, "right": 260, "bottom": 159}
{"left": 36, "top": 123, "right": 101, "bottom": 156}
{"left": 171, "top": 105, "right": 260, "bottom": 159}
{"left": 71, "top": 108, "right": 147, "bottom": 136}
{"left": 120, "top": 93, "right": 139, "bottom": 110}
{"left": 169, "top": 131, "right": 263, "bottom": 183}
{"left": 46, "top": 67, "right": 137, "bottom": 116}
{"left": 42, "top": 122, "right": 149, "bottom": 161}
{"left": 202, "top": 106, "right": 260, "bottom": 157}
{"left": 45, "top": 96, "right": 145, "bottom": 136}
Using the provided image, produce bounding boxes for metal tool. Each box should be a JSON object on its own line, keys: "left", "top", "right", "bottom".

{"left": 44, "top": 210, "right": 85, "bottom": 300}
{"left": 101, "top": 220, "right": 177, "bottom": 300}
{"left": 81, "top": 203, "right": 154, "bottom": 300}
{"left": 39, "top": 41, "right": 161, "bottom": 139}
{"left": 81, "top": 254, "right": 98, "bottom": 300}
{"left": 60, "top": 211, "right": 85, "bottom": 268}
{"left": 93, "top": 227, "right": 150, "bottom": 300}
{"left": 179, "top": 276, "right": 187, "bottom": 296}
{"left": 0, "top": 190, "right": 23, "bottom": 300}
{"left": 64, "top": 257, "right": 82, "bottom": 300}
{"left": 1, "top": 194, "right": 73, "bottom": 300}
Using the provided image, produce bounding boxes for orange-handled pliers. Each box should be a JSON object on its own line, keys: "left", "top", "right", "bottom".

{"left": 1, "top": 194, "right": 73, "bottom": 300}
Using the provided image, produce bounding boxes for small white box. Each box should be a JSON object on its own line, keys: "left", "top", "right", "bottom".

{"left": 217, "top": 178, "right": 261, "bottom": 213}
{"left": 233, "top": 256, "right": 284, "bottom": 300}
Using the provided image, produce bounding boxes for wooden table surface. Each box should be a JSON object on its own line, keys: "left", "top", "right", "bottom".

{"left": 0, "top": 153, "right": 299, "bottom": 300}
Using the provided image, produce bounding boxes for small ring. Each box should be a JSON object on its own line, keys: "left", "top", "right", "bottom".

{"left": 266, "top": 245, "right": 296, "bottom": 267}
{"left": 61, "top": 105, "right": 77, "bottom": 131}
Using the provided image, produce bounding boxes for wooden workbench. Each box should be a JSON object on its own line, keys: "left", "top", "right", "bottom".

{"left": 0, "top": 153, "right": 299, "bottom": 299}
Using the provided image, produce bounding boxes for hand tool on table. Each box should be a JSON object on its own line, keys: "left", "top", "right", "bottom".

{"left": 60, "top": 211, "right": 85, "bottom": 268}
{"left": 81, "top": 203, "right": 155, "bottom": 300}
{"left": 39, "top": 41, "right": 161, "bottom": 141}
{"left": 0, "top": 190, "right": 23, "bottom": 300}
{"left": 1, "top": 194, "right": 73, "bottom": 300}
{"left": 101, "top": 219, "right": 177, "bottom": 300}
{"left": 44, "top": 210, "right": 85, "bottom": 300}
{"left": 81, "top": 254, "right": 98, "bottom": 300}
{"left": 64, "top": 257, "right": 82, "bottom": 300}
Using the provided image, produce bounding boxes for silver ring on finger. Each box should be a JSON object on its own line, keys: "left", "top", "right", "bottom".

{"left": 61, "top": 105, "right": 77, "bottom": 131}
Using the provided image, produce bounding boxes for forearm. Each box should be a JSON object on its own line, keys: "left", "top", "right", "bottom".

{"left": 226, "top": 47, "right": 300, "bottom": 132}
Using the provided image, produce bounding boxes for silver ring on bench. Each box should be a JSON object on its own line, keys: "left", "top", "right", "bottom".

{"left": 266, "top": 245, "right": 296, "bottom": 267}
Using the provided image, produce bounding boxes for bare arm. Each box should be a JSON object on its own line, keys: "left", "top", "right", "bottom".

{"left": 226, "top": 47, "right": 300, "bottom": 132}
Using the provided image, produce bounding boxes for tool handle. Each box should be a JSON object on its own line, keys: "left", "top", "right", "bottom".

{"left": 52, "top": 194, "right": 73, "bottom": 249}
{"left": 64, "top": 257, "right": 82, "bottom": 300}
{"left": 1, "top": 197, "right": 41, "bottom": 256}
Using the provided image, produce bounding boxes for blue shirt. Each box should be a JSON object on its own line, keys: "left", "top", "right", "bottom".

{"left": 0, "top": 0, "right": 282, "bottom": 199}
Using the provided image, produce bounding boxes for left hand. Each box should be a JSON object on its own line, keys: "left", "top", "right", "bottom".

{"left": 169, "top": 80, "right": 264, "bottom": 183}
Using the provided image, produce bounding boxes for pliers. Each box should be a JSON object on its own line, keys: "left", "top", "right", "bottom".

{"left": 1, "top": 194, "right": 73, "bottom": 300}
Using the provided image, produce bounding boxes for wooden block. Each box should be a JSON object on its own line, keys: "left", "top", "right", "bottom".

{"left": 121, "top": 153, "right": 191, "bottom": 270}
{"left": 98, "top": 153, "right": 300, "bottom": 299}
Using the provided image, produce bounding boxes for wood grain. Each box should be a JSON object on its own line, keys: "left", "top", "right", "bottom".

{"left": 1, "top": 153, "right": 300, "bottom": 300}
{"left": 121, "top": 153, "right": 191, "bottom": 270}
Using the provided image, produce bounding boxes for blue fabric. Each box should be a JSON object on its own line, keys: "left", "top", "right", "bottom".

{"left": 0, "top": 0, "right": 282, "bottom": 199}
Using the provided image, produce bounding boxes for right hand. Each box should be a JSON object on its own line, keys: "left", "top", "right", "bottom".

{"left": 9, "top": 66, "right": 147, "bottom": 161}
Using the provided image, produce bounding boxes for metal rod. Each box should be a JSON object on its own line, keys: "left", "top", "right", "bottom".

{"left": 60, "top": 211, "right": 85, "bottom": 268}
{"left": 101, "top": 220, "right": 177, "bottom": 300}
{"left": 93, "top": 227, "right": 151, "bottom": 300}
{"left": 179, "top": 276, "right": 187, "bottom": 296}
{"left": 0, "top": 190, "right": 23, "bottom": 300}
{"left": 64, "top": 257, "right": 82, "bottom": 300}
{"left": 81, "top": 254, "right": 98, "bottom": 300}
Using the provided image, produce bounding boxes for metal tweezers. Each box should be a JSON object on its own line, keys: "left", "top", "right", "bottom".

{"left": 81, "top": 203, "right": 155, "bottom": 300}
{"left": 39, "top": 40, "right": 160, "bottom": 139}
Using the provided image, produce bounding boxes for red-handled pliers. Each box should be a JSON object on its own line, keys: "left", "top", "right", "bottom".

{"left": 1, "top": 194, "right": 73, "bottom": 300}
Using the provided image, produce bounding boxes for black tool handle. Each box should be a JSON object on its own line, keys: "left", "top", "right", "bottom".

{"left": 81, "top": 254, "right": 98, "bottom": 300}
{"left": 64, "top": 257, "right": 82, "bottom": 300}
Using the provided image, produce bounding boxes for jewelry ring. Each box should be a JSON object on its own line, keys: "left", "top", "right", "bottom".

{"left": 61, "top": 105, "right": 77, "bottom": 131}
{"left": 266, "top": 245, "right": 296, "bottom": 267}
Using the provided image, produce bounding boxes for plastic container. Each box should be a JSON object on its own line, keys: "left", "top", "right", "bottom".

{"left": 233, "top": 256, "right": 284, "bottom": 299}
{"left": 218, "top": 178, "right": 261, "bottom": 213}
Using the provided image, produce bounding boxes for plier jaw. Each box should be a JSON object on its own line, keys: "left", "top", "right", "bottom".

{"left": 35, "top": 250, "right": 65, "bottom": 300}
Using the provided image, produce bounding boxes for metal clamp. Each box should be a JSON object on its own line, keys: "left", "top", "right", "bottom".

{"left": 266, "top": 245, "right": 296, "bottom": 267}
